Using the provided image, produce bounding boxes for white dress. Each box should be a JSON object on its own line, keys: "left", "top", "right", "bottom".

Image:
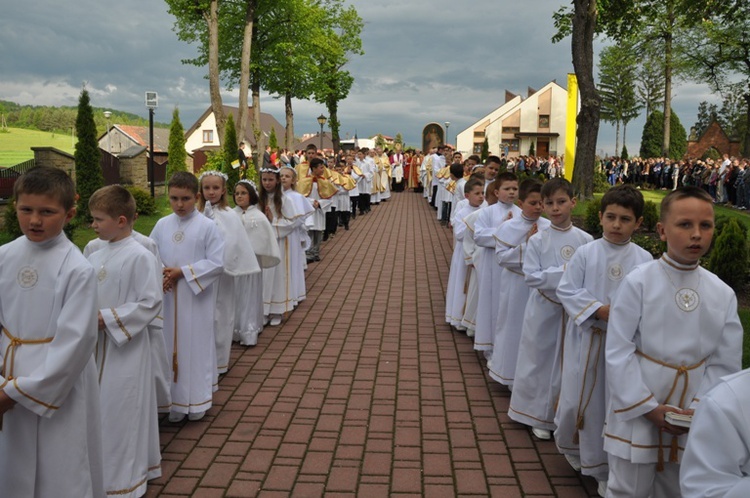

{"left": 233, "top": 205, "right": 281, "bottom": 346}
{"left": 263, "top": 193, "right": 300, "bottom": 315}
{"left": 554, "top": 238, "right": 651, "bottom": 480}
{"left": 681, "top": 369, "right": 750, "bottom": 498}
{"left": 459, "top": 209, "right": 483, "bottom": 332}
{"left": 87, "top": 237, "right": 162, "bottom": 497}
{"left": 472, "top": 201, "right": 521, "bottom": 351}
{"left": 150, "top": 210, "right": 225, "bottom": 416}
{"left": 488, "top": 215, "right": 551, "bottom": 387}
{"left": 507, "top": 225, "right": 592, "bottom": 430}
{"left": 604, "top": 255, "right": 743, "bottom": 466}
{"left": 445, "top": 202, "right": 482, "bottom": 328}
{"left": 0, "top": 233, "right": 105, "bottom": 497}
{"left": 283, "top": 188, "right": 313, "bottom": 300}
{"left": 203, "top": 204, "right": 261, "bottom": 374}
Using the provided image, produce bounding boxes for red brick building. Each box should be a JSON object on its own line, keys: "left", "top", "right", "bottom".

{"left": 686, "top": 120, "right": 741, "bottom": 159}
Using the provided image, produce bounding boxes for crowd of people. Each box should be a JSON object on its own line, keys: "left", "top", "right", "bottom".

{"left": 604, "top": 153, "right": 750, "bottom": 207}
{"left": 1, "top": 143, "right": 749, "bottom": 497}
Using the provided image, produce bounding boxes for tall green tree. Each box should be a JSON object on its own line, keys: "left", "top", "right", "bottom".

{"left": 222, "top": 113, "right": 239, "bottom": 192}
{"left": 312, "top": 1, "right": 363, "bottom": 154}
{"left": 74, "top": 88, "right": 103, "bottom": 222}
{"left": 167, "top": 107, "right": 187, "bottom": 180}
{"left": 636, "top": 55, "right": 664, "bottom": 120}
{"left": 683, "top": 2, "right": 750, "bottom": 155}
{"left": 598, "top": 41, "right": 641, "bottom": 156}
{"left": 165, "top": 0, "right": 226, "bottom": 143}
{"left": 693, "top": 101, "right": 720, "bottom": 138}
{"left": 268, "top": 126, "right": 278, "bottom": 150}
{"left": 640, "top": 109, "right": 687, "bottom": 159}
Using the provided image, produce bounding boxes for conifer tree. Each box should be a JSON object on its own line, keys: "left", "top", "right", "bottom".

{"left": 269, "top": 126, "right": 278, "bottom": 150}
{"left": 167, "top": 107, "right": 187, "bottom": 180}
{"left": 709, "top": 218, "right": 748, "bottom": 291}
{"left": 74, "top": 88, "right": 103, "bottom": 222}
{"left": 222, "top": 114, "right": 239, "bottom": 193}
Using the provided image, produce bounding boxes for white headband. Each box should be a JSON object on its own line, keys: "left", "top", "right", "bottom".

{"left": 198, "top": 170, "right": 228, "bottom": 181}
{"left": 237, "top": 179, "right": 257, "bottom": 192}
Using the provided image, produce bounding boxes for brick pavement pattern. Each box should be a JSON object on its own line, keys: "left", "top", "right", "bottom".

{"left": 148, "top": 190, "right": 599, "bottom": 497}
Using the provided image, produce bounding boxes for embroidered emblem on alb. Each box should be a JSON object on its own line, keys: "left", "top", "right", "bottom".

{"left": 675, "top": 288, "right": 699, "bottom": 312}
{"left": 17, "top": 266, "right": 38, "bottom": 289}
{"left": 97, "top": 268, "right": 108, "bottom": 282}
{"left": 607, "top": 263, "right": 624, "bottom": 281}
{"left": 172, "top": 231, "right": 185, "bottom": 244}
{"left": 560, "top": 245, "right": 575, "bottom": 261}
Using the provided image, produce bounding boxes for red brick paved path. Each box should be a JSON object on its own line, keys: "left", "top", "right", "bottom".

{"left": 148, "top": 191, "right": 598, "bottom": 497}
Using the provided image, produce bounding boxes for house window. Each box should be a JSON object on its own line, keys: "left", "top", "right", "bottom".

{"left": 503, "top": 126, "right": 520, "bottom": 134}
{"left": 539, "top": 115, "right": 550, "bottom": 128}
{"left": 202, "top": 130, "right": 214, "bottom": 143}
{"left": 508, "top": 139, "right": 520, "bottom": 152}
{"left": 473, "top": 143, "right": 483, "bottom": 154}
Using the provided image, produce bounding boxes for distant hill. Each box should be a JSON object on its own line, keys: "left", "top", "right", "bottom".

{"left": 0, "top": 127, "right": 78, "bottom": 167}
{"left": 0, "top": 100, "right": 169, "bottom": 137}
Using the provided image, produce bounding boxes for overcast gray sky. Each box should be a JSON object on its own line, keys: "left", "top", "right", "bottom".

{"left": 1, "top": 0, "right": 717, "bottom": 155}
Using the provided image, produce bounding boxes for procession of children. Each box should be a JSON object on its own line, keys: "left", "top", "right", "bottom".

{"left": 439, "top": 151, "right": 746, "bottom": 497}
{"left": 1, "top": 146, "right": 748, "bottom": 497}
{"left": 0, "top": 146, "right": 375, "bottom": 497}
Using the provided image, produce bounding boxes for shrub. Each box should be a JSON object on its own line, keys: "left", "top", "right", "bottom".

{"left": 714, "top": 214, "right": 749, "bottom": 240}
{"left": 641, "top": 201, "right": 658, "bottom": 232}
{"left": 708, "top": 218, "right": 749, "bottom": 291}
{"left": 593, "top": 171, "right": 611, "bottom": 193}
{"left": 126, "top": 186, "right": 156, "bottom": 216}
{"left": 631, "top": 234, "right": 665, "bottom": 259}
{"left": 584, "top": 198, "right": 602, "bottom": 236}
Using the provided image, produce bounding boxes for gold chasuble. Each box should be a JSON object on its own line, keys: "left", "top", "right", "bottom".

{"left": 296, "top": 174, "right": 338, "bottom": 199}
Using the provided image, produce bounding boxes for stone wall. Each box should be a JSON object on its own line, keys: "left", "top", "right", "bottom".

{"left": 119, "top": 154, "right": 149, "bottom": 190}
{"left": 31, "top": 147, "right": 76, "bottom": 182}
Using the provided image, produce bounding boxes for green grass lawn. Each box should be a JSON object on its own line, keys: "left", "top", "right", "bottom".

{"left": 0, "top": 128, "right": 77, "bottom": 167}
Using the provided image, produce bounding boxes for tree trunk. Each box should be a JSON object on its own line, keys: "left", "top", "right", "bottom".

{"left": 237, "top": 0, "right": 256, "bottom": 147}
{"left": 251, "top": 78, "right": 262, "bottom": 172}
{"left": 285, "top": 92, "right": 295, "bottom": 152}
{"left": 615, "top": 120, "right": 621, "bottom": 157}
{"left": 661, "top": 1, "right": 675, "bottom": 158}
{"left": 205, "top": 0, "right": 225, "bottom": 145}
{"left": 744, "top": 93, "right": 750, "bottom": 158}
{"left": 623, "top": 123, "right": 628, "bottom": 156}
{"left": 571, "top": 0, "right": 601, "bottom": 199}
{"left": 327, "top": 98, "right": 340, "bottom": 154}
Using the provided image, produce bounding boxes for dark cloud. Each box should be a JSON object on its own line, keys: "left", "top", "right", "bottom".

{"left": 0, "top": 0, "right": 715, "bottom": 154}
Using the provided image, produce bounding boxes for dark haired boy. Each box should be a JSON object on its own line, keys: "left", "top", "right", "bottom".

{"left": 150, "top": 171, "right": 225, "bottom": 423}
{"left": 554, "top": 185, "right": 652, "bottom": 496}
{"left": 603, "top": 186, "right": 742, "bottom": 496}
{"left": 508, "top": 178, "right": 592, "bottom": 442}
{"left": 472, "top": 173, "right": 521, "bottom": 356}
{"left": 0, "top": 167, "right": 104, "bottom": 496}
{"left": 488, "top": 179, "right": 550, "bottom": 387}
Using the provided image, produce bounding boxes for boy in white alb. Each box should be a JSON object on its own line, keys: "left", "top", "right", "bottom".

{"left": 488, "top": 179, "right": 550, "bottom": 387}
{"left": 508, "top": 178, "right": 592, "bottom": 440}
{"left": 459, "top": 183, "right": 495, "bottom": 336}
{"left": 555, "top": 185, "right": 652, "bottom": 497}
{"left": 445, "top": 179, "right": 486, "bottom": 329}
{"left": 680, "top": 368, "right": 750, "bottom": 497}
{"left": 0, "top": 166, "right": 104, "bottom": 497}
{"left": 472, "top": 173, "right": 521, "bottom": 355}
{"left": 299, "top": 158, "right": 336, "bottom": 262}
{"left": 150, "top": 172, "right": 225, "bottom": 423}
{"left": 87, "top": 186, "right": 163, "bottom": 497}
{"left": 604, "top": 187, "right": 742, "bottom": 497}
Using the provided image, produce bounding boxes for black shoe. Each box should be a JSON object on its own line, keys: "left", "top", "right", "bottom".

{"left": 323, "top": 233, "right": 329, "bottom": 242}
{"left": 344, "top": 225, "right": 349, "bottom": 230}
{"left": 313, "top": 256, "right": 321, "bottom": 262}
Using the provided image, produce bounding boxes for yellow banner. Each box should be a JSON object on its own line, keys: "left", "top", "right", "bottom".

{"left": 565, "top": 73, "right": 578, "bottom": 181}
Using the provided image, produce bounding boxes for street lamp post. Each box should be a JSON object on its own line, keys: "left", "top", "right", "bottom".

{"left": 103, "top": 111, "right": 112, "bottom": 169}
{"left": 445, "top": 121, "right": 450, "bottom": 148}
{"left": 145, "top": 92, "right": 158, "bottom": 197}
{"left": 317, "top": 114, "right": 327, "bottom": 152}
